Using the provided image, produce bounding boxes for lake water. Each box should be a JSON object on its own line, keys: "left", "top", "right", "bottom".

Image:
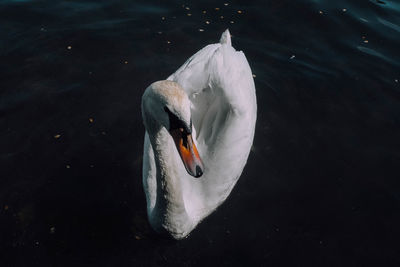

{"left": 1, "top": 0, "right": 399, "bottom": 266}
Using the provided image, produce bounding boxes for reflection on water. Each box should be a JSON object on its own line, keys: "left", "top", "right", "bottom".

{"left": 1, "top": 0, "right": 399, "bottom": 266}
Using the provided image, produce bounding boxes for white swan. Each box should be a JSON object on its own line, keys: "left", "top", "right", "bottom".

{"left": 141, "top": 30, "right": 257, "bottom": 239}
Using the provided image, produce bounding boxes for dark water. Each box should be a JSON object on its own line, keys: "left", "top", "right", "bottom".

{"left": 1, "top": 0, "right": 400, "bottom": 266}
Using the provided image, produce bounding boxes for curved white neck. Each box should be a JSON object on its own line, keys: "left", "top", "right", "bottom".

{"left": 143, "top": 111, "right": 192, "bottom": 237}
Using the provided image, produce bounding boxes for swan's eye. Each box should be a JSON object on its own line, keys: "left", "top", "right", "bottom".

{"left": 181, "top": 131, "right": 189, "bottom": 148}
{"left": 164, "top": 106, "right": 192, "bottom": 134}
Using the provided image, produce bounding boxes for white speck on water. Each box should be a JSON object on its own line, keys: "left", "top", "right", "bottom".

{"left": 199, "top": 29, "right": 204, "bottom": 32}
{"left": 290, "top": 55, "right": 296, "bottom": 59}
{"left": 360, "top": 17, "right": 368, "bottom": 23}
{"left": 342, "top": 8, "right": 347, "bottom": 12}
{"left": 395, "top": 79, "right": 399, "bottom": 83}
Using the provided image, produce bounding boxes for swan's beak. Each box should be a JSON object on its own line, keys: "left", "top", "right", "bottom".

{"left": 170, "top": 128, "right": 204, "bottom": 178}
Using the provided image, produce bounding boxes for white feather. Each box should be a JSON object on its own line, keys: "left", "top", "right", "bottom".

{"left": 142, "top": 30, "right": 257, "bottom": 239}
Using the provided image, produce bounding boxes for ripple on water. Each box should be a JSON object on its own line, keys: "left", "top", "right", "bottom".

{"left": 357, "top": 46, "right": 398, "bottom": 66}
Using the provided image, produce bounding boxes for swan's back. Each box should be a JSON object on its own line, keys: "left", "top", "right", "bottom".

{"left": 166, "top": 30, "right": 257, "bottom": 220}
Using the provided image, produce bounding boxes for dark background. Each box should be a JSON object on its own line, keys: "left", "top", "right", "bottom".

{"left": 1, "top": 0, "right": 399, "bottom": 266}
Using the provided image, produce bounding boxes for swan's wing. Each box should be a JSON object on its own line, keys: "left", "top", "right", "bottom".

{"left": 167, "top": 30, "right": 257, "bottom": 216}
{"left": 167, "top": 43, "right": 221, "bottom": 96}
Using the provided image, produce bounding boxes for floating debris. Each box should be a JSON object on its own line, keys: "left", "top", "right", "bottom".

{"left": 319, "top": 10, "right": 324, "bottom": 14}
{"left": 290, "top": 55, "right": 296, "bottom": 59}
{"left": 54, "top": 134, "right": 61, "bottom": 139}
{"left": 205, "top": 21, "right": 210, "bottom": 24}
{"left": 67, "top": 46, "right": 72, "bottom": 50}
{"left": 89, "top": 118, "right": 94, "bottom": 123}
{"left": 202, "top": 10, "right": 206, "bottom": 14}
{"left": 363, "top": 40, "right": 369, "bottom": 43}
{"left": 395, "top": 79, "right": 399, "bottom": 83}
{"left": 185, "top": 7, "right": 190, "bottom": 10}
{"left": 220, "top": 16, "right": 224, "bottom": 19}
{"left": 167, "top": 41, "right": 171, "bottom": 44}
{"left": 215, "top": 7, "right": 220, "bottom": 11}
{"left": 230, "top": 21, "right": 234, "bottom": 24}
{"left": 199, "top": 29, "right": 204, "bottom": 32}
{"left": 161, "top": 16, "right": 165, "bottom": 20}
{"left": 237, "top": 10, "right": 243, "bottom": 14}
{"left": 224, "top": 3, "right": 229, "bottom": 6}
{"left": 362, "top": 36, "right": 366, "bottom": 39}
{"left": 50, "top": 227, "right": 55, "bottom": 234}
{"left": 135, "top": 235, "right": 141, "bottom": 240}
{"left": 252, "top": 74, "right": 256, "bottom": 78}
{"left": 157, "top": 31, "right": 162, "bottom": 34}
{"left": 187, "top": 13, "right": 192, "bottom": 16}
{"left": 342, "top": 8, "right": 347, "bottom": 12}
{"left": 66, "top": 165, "right": 71, "bottom": 169}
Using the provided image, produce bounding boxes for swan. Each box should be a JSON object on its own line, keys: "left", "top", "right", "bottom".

{"left": 141, "top": 30, "right": 257, "bottom": 239}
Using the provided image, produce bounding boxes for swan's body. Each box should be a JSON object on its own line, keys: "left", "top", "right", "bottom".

{"left": 141, "top": 30, "right": 257, "bottom": 239}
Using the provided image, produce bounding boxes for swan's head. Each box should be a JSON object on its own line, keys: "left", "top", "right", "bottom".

{"left": 142, "top": 80, "right": 204, "bottom": 178}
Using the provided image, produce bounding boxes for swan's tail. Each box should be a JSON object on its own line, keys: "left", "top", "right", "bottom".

{"left": 219, "top": 29, "right": 231, "bottom": 46}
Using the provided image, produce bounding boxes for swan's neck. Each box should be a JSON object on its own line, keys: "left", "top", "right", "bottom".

{"left": 144, "top": 114, "right": 192, "bottom": 237}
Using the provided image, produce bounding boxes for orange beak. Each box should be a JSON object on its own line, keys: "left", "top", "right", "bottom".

{"left": 170, "top": 128, "right": 204, "bottom": 178}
